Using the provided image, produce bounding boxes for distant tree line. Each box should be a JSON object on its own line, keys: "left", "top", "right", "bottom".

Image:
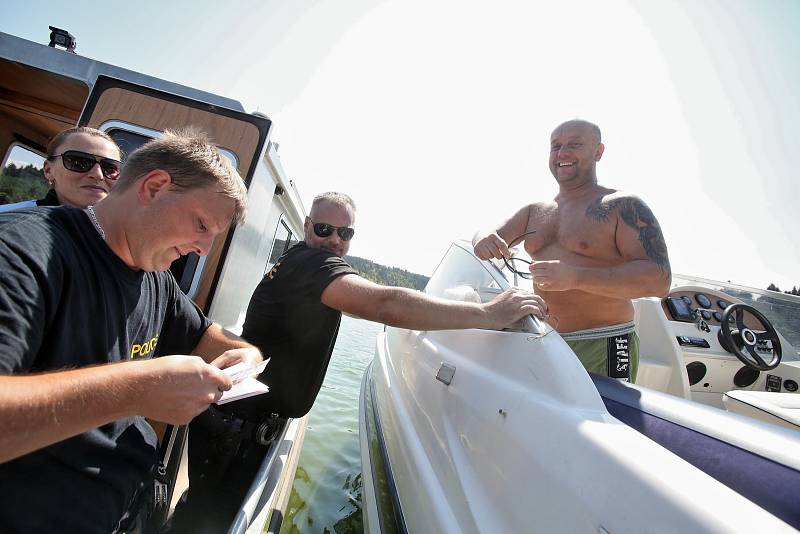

{"left": 0, "top": 163, "right": 48, "bottom": 205}
{"left": 344, "top": 255, "right": 429, "bottom": 291}
{"left": 767, "top": 283, "right": 799, "bottom": 296}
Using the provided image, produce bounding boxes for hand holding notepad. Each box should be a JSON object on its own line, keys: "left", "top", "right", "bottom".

{"left": 216, "top": 358, "right": 270, "bottom": 404}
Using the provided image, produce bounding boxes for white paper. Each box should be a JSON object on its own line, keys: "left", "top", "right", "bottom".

{"left": 222, "top": 358, "right": 270, "bottom": 384}
{"left": 215, "top": 359, "right": 270, "bottom": 404}
{"left": 216, "top": 377, "right": 269, "bottom": 404}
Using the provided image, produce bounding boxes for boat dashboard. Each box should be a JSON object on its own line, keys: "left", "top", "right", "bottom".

{"left": 662, "top": 291, "right": 732, "bottom": 326}
{"left": 636, "top": 276, "right": 800, "bottom": 410}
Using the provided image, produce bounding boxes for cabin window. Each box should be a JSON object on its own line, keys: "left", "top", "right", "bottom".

{"left": 265, "top": 218, "right": 296, "bottom": 274}
{"left": 107, "top": 128, "right": 151, "bottom": 159}
{"left": 0, "top": 145, "right": 47, "bottom": 206}
{"left": 103, "top": 122, "right": 240, "bottom": 168}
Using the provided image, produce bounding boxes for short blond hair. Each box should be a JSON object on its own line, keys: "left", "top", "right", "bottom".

{"left": 311, "top": 192, "right": 356, "bottom": 212}
{"left": 115, "top": 128, "right": 247, "bottom": 224}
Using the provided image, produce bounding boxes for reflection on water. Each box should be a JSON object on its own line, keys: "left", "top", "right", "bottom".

{"left": 280, "top": 316, "right": 382, "bottom": 534}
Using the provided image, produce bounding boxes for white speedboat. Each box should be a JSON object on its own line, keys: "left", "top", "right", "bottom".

{"left": 359, "top": 240, "right": 800, "bottom": 533}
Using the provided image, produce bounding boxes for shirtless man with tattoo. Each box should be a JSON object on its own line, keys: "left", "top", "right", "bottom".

{"left": 473, "top": 119, "right": 671, "bottom": 381}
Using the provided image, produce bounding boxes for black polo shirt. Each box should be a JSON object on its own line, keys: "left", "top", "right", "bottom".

{"left": 237, "top": 242, "right": 357, "bottom": 418}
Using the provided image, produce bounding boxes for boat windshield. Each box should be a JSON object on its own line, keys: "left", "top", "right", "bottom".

{"left": 426, "top": 241, "right": 547, "bottom": 334}
{"left": 672, "top": 274, "right": 800, "bottom": 360}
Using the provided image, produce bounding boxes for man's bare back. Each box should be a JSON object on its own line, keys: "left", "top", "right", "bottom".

{"left": 474, "top": 120, "right": 671, "bottom": 334}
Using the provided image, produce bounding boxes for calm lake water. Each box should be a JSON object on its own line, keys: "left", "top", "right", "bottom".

{"left": 280, "top": 315, "right": 383, "bottom": 534}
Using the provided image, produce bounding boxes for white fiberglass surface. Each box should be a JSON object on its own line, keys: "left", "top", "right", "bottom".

{"left": 375, "top": 325, "right": 796, "bottom": 533}
{"left": 372, "top": 331, "right": 463, "bottom": 534}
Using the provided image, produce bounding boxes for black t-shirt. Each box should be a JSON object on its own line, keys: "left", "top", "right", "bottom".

{"left": 0, "top": 207, "right": 211, "bottom": 533}
{"left": 236, "top": 242, "right": 357, "bottom": 418}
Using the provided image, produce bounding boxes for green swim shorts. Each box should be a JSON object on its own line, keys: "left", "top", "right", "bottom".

{"left": 563, "top": 323, "right": 639, "bottom": 383}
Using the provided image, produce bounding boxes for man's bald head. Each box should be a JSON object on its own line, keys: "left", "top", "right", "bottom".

{"left": 552, "top": 120, "right": 602, "bottom": 144}
{"left": 549, "top": 119, "right": 604, "bottom": 187}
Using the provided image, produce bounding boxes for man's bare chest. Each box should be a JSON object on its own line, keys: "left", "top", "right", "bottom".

{"left": 522, "top": 202, "right": 619, "bottom": 260}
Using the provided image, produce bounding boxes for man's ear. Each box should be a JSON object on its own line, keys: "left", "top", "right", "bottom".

{"left": 137, "top": 170, "right": 172, "bottom": 205}
{"left": 595, "top": 142, "right": 605, "bottom": 161}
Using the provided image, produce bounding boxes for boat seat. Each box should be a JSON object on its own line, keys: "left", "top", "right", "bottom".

{"left": 723, "top": 390, "right": 800, "bottom": 432}
{"left": 590, "top": 373, "right": 800, "bottom": 530}
{"left": 633, "top": 297, "right": 691, "bottom": 399}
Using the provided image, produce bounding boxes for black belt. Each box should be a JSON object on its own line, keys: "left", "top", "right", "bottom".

{"left": 199, "top": 406, "right": 284, "bottom": 450}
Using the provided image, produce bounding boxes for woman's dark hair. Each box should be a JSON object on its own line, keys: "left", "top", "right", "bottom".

{"left": 46, "top": 127, "right": 122, "bottom": 158}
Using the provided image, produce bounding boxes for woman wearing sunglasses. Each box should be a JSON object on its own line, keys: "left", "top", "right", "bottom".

{"left": 0, "top": 126, "right": 122, "bottom": 212}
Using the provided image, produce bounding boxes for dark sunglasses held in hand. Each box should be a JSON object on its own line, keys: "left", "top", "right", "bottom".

{"left": 502, "top": 229, "right": 538, "bottom": 280}
{"left": 504, "top": 256, "right": 533, "bottom": 279}
{"left": 311, "top": 221, "right": 355, "bottom": 241}
{"left": 48, "top": 150, "right": 122, "bottom": 180}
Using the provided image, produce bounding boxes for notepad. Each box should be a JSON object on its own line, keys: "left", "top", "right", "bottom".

{"left": 216, "top": 359, "right": 270, "bottom": 404}
{"left": 224, "top": 359, "right": 270, "bottom": 384}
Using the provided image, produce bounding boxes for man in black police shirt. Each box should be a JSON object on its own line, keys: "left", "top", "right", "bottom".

{"left": 171, "top": 191, "right": 547, "bottom": 532}
{"left": 0, "top": 130, "right": 262, "bottom": 533}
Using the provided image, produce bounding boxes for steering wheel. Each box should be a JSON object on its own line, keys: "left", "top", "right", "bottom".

{"left": 718, "top": 303, "right": 782, "bottom": 371}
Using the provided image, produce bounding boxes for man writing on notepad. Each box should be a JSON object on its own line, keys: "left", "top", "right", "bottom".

{"left": 0, "top": 130, "right": 261, "bottom": 533}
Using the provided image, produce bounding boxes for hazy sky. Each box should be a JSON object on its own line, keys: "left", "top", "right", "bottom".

{"left": 3, "top": 0, "right": 798, "bottom": 290}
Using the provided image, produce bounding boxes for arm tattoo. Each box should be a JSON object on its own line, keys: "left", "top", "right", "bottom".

{"left": 586, "top": 196, "right": 671, "bottom": 274}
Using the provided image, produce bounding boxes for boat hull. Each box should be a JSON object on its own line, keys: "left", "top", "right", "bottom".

{"left": 360, "top": 325, "right": 800, "bottom": 533}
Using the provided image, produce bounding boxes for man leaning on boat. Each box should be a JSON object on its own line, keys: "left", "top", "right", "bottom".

{"left": 0, "top": 130, "right": 263, "bottom": 533}
{"left": 473, "top": 119, "right": 672, "bottom": 382}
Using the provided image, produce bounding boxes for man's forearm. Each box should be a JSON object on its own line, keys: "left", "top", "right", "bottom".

{"left": 0, "top": 363, "right": 141, "bottom": 463}
{"left": 573, "top": 260, "right": 671, "bottom": 299}
{"left": 323, "top": 274, "right": 543, "bottom": 331}
{"left": 371, "top": 287, "right": 488, "bottom": 330}
{"left": 0, "top": 355, "right": 232, "bottom": 463}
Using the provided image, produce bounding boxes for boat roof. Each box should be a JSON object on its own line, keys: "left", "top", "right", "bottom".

{"left": 0, "top": 31, "right": 244, "bottom": 111}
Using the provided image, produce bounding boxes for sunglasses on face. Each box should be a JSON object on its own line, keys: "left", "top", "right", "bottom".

{"left": 48, "top": 150, "right": 122, "bottom": 180}
{"left": 311, "top": 220, "right": 355, "bottom": 241}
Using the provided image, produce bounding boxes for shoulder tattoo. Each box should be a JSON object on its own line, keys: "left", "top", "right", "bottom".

{"left": 586, "top": 196, "right": 671, "bottom": 273}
